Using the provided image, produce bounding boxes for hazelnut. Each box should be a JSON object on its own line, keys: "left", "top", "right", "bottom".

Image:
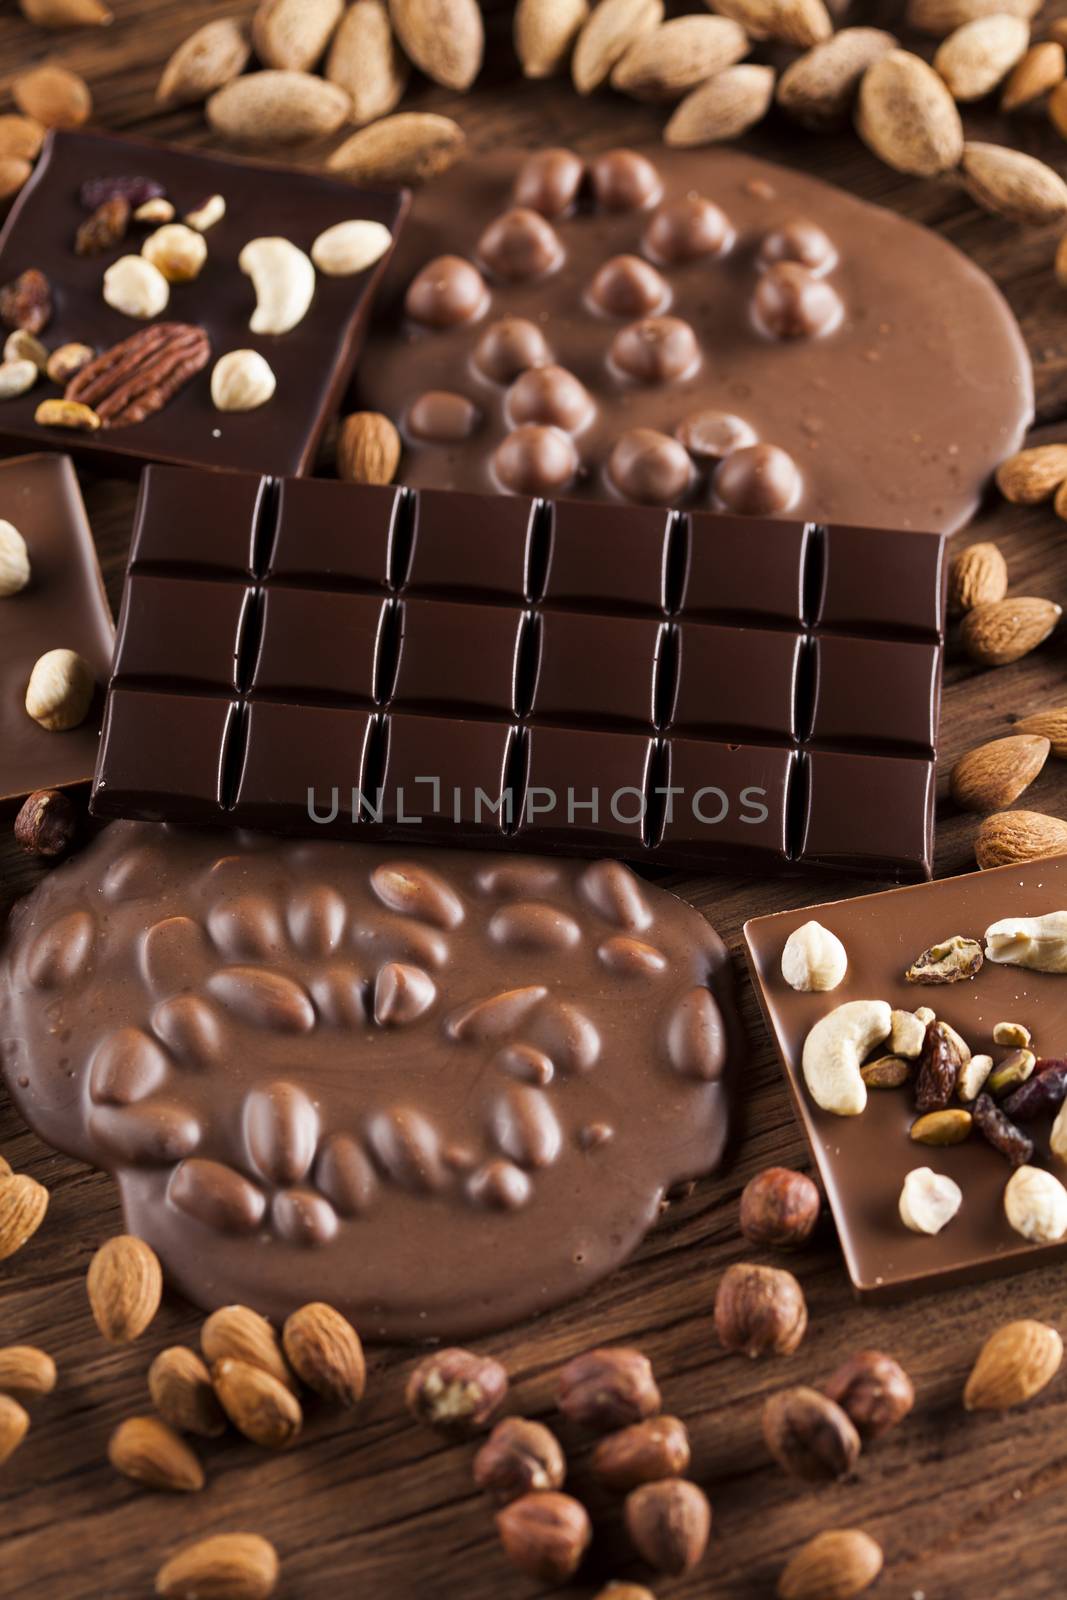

{"left": 14, "top": 788, "right": 78, "bottom": 858}
{"left": 404, "top": 1347, "right": 508, "bottom": 1434}
{"left": 505, "top": 364, "right": 593, "bottom": 433}
{"left": 758, "top": 218, "right": 837, "bottom": 276}
{"left": 141, "top": 222, "right": 207, "bottom": 284}
{"left": 473, "top": 1416, "right": 566, "bottom": 1504}
{"left": 823, "top": 1349, "right": 914, "bottom": 1440}
{"left": 477, "top": 207, "right": 563, "bottom": 282}
{"left": 610, "top": 315, "right": 699, "bottom": 384}
{"left": 24, "top": 647, "right": 95, "bottom": 732}
{"left": 609, "top": 428, "right": 692, "bottom": 506}
{"left": 739, "top": 1167, "right": 821, "bottom": 1249}
{"left": 102, "top": 254, "right": 170, "bottom": 318}
{"left": 496, "top": 1490, "right": 592, "bottom": 1582}
{"left": 472, "top": 316, "right": 551, "bottom": 384}
{"left": 624, "top": 1478, "right": 711, "bottom": 1576}
{"left": 557, "top": 1346, "right": 661, "bottom": 1432}
{"left": 493, "top": 424, "right": 578, "bottom": 496}
{"left": 590, "top": 148, "right": 663, "bottom": 211}
{"left": 752, "top": 261, "right": 842, "bottom": 340}
{"left": 714, "top": 1263, "right": 807, "bottom": 1358}
{"left": 761, "top": 1386, "right": 860, "bottom": 1481}
{"left": 643, "top": 194, "right": 732, "bottom": 263}
{"left": 404, "top": 255, "right": 487, "bottom": 329}
{"left": 714, "top": 442, "right": 801, "bottom": 515}
{"left": 513, "top": 148, "right": 585, "bottom": 217}
{"left": 591, "top": 1414, "right": 690, "bottom": 1492}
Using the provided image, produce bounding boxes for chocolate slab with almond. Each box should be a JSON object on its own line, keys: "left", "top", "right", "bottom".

{"left": 745, "top": 856, "right": 1067, "bottom": 1301}
{"left": 0, "top": 130, "right": 407, "bottom": 476}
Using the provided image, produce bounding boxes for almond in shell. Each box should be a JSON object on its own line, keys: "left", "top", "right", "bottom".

{"left": 389, "top": 0, "right": 484, "bottom": 91}
{"left": 0, "top": 1172, "right": 48, "bottom": 1261}
{"left": 934, "top": 14, "right": 1029, "bottom": 101}
{"left": 950, "top": 734, "right": 1050, "bottom": 812}
{"left": 960, "top": 142, "right": 1067, "bottom": 223}
{"left": 157, "top": 18, "right": 252, "bottom": 105}
{"left": 206, "top": 71, "right": 350, "bottom": 146}
{"left": 1014, "top": 706, "right": 1067, "bottom": 758}
{"left": 777, "top": 1529, "right": 884, "bottom": 1600}
{"left": 19, "top": 0, "right": 111, "bottom": 25}
{"left": 87, "top": 1234, "right": 163, "bottom": 1342}
{"left": 1002, "top": 39, "right": 1065, "bottom": 110}
{"left": 0, "top": 1395, "right": 30, "bottom": 1466}
{"left": 155, "top": 1534, "right": 280, "bottom": 1600}
{"left": 515, "top": 0, "right": 591, "bottom": 78}
{"left": 962, "top": 596, "right": 1061, "bottom": 666}
{"left": 612, "top": 15, "right": 750, "bottom": 100}
{"left": 327, "top": 112, "right": 465, "bottom": 183}
{"left": 777, "top": 27, "right": 897, "bottom": 126}
{"left": 963, "top": 1319, "right": 1062, "bottom": 1409}
{"left": 975, "top": 809, "right": 1067, "bottom": 868}
{"left": 109, "top": 1415, "right": 205, "bottom": 1492}
{"left": 710, "top": 0, "right": 830, "bottom": 47}
{"left": 856, "top": 49, "right": 964, "bottom": 176}
{"left": 948, "top": 540, "right": 1008, "bottom": 614}
{"left": 572, "top": 0, "right": 663, "bottom": 94}
{"left": 665, "top": 64, "right": 775, "bottom": 145}
{"left": 907, "top": 0, "right": 1040, "bottom": 38}
{"left": 325, "top": 0, "right": 408, "bottom": 125}
{"left": 252, "top": 0, "right": 344, "bottom": 71}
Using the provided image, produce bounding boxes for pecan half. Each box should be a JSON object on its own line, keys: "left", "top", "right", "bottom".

{"left": 65, "top": 322, "right": 210, "bottom": 428}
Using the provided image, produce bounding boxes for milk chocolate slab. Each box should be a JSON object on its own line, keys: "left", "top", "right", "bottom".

{"left": 357, "top": 146, "right": 1031, "bottom": 532}
{"left": 745, "top": 858, "right": 1067, "bottom": 1301}
{"left": 91, "top": 465, "right": 945, "bottom": 879}
{"left": 0, "top": 821, "right": 740, "bottom": 1338}
{"left": 0, "top": 131, "right": 407, "bottom": 477}
{"left": 0, "top": 452, "right": 113, "bottom": 802}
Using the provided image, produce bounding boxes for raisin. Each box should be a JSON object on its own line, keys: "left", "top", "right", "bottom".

{"left": 75, "top": 196, "right": 129, "bottom": 257}
{"left": 972, "top": 1093, "right": 1033, "bottom": 1168}
{"left": 0, "top": 268, "right": 52, "bottom": 335}
{"left": 79, "top": 174, "right": 164, "bottom": 211}
{"left": 1002, "top": 1061, "right": 1067, "bottom": 1122}
{"left": 914, "top": 1021, "right": 962, "bottom": 1112}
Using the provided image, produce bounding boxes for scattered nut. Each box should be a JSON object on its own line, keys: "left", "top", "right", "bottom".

{"left": 910, "top": 1107, "right": 973, "bottom": 1145}
{"left": 762, "top": 1385, "right": 860, "bottom": 1481}
{"left": 1004, "top": 1163, "right": 1067, "bottom": 1241}
{"left": 957, "top": 1052, "right": 994, "bottom": 1101}
{"left": 0, "top": 358, "right": 39, "bottom": 399}
{"left": 86, "top": 1234, "right": 163, "bottom": 1343}
{"left": 46, "top": 342, "right": 93, "bottom": 384}
{"left": 889, "top": 1008, "right": 928, "bottom": 1059}
{"left": 4, "top": 329, "right": 48, "bottom": 370}
{"left": 962, "top": 596, "right": 1062, "bottom": 668}
{"left": 714, "top": 1262, "right": 807, "bottom": 1358}
{"left": 148, "top": 1346, "right": 227, "bottom": 1437}
{"left": 496, "top": 1490, "right": 592, "bottom": 1582}
{"left": 24, "top": 647, "right": 95, "bottom": 731}
{"left": 781, "top": 919, "right": 848, "bottom": 992}
{"left": 987, "top": 1047, "right": 1036, "bottom": 1096}
{"left": 948, "top": 539, "right": 1008, "bottom": 614}
{"left": 281, "top": 1302, "right": 365, "bottom": 1407}
{"left": 201, "top": 1304, "right": 294, "bottom": 1391}
{"left": 860, "top": 1054, "right": 912, "bottom": 1089}
{"left": 905, "top": 934, "right": 983, "bottom": 983}
{"left": 108, "top": 1415, "right": 205, "bottom": 1493}
{"left": 823, "top": 1349, "right": 915, "bottom": 1438}
{"left": 239, "top": 236, "right": 315, "bottom": 335}
{"left": 1014, "top": 706, "right": 1067, "bottom": 759}
{"left": 0, "top": 1395, "right": 30, "bottom": 1467}
{"left": 134, "top": 196, "right": 175, "bottom": 225}
{"left": 777, "top": 1528, "right": 883, "bottom": 1600}
{"left": 801, "top": 999, "right": 892, "bottom": 1116}
{"left": 899, "top": 1165, "right": 963, "bottom": 1233}
{"left": 985, "top": 911, "right": 1067, "bottom": 973}
{"left": 185, "top": 193, "right": 226, "bottom": 232}
{"left": 213, "top": 1356, "right": 303, "bottom": 1448}
{"left": 473, "top": 1416, "right": 566, "bottom": 1504}
{"left": 337, "top": 410, "right": 401, "bottom": 484}
{"left": 142, "top": 222, "right": 208, "bottom": 284}
{"left": 311, "top": 218, "right": 393, "bottom": 276}
{"left": 0, "top": 1172, "right": 49, "bottom": 1261}
{"left": 1052, "top": 1098, "right": 1067, "bottom": 1159}
{"left": 557, "top": 1346, "right": 661, "bottom": 1431}
{"left": 14, "top": 788, "right": 77, "bottom": 857}
{"left": 739, "top": 1166, "right": 820, "bottom": 1249}
{"left": 994, "top": 1021, "right": 1032, "bottom": 1048}
{"left": 155, "top": 1533, "right": 279, "bottom": 1600}
{"left": 996, "top": 443, "right": 1067, "bottom": 503}
{"left": 0, "top": 1345, "right": 56, "bottom": 1400}
{"left": 35, "top": 398, "right": 101, "bottom": 431}
{"left": 624, "top": 1478, "right": 711, "bottom": 1576}
{"left": 0, "top": 519, "right": 31, "bottom": 595}
{"left": 977, "top": 811, "right": 1067, "bottom": 868}
{"left": 211, "top": 349, "right": 277, "bottom": 412}
{"left": 406, "top": 1347, "right": 509, "bottom": 1433}
{"left": 591, "top": 1414, "right": 690, "bottom": 1491}
{"left": 75, "top": 196, "right": 130, "bottom": 257}
{"left": 964, "top": 1318, "right": 1063, "bottom": 1410}
{"left": 951, "top": 734, "right": 1050, "bottom": 813}
{"left": 103, "top": 254, "right": 170, "bottom": 318}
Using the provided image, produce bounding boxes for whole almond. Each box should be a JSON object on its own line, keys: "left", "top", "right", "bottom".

{"left": 856, "top": 49, "right": 964, "bottom": 176}
{"left": 213, "top": 1356, "right": 303, "bottom": 1448}
{"left": 0, "top": 1154, "right": 9, "bottom": 1177}
{"left": 326, "top": 0, "right": 408, "bottom": 125}
{"left": 157, "top": 18, "right": 252, "bottom": 105}
{"left": 0, "top": 1345, "right": 57, "bottom": 1399}
{"left": 777, "top": 27, "right": 897, "bottom": 126}
{"left": 1047, "top": 78, "right": 1067, "bottom": 140}
{"left": 337, "top": 410, "right": 402, "bottom": 483}
{"left": 206, "top": 71, "right": 350, "bottom": 145}
{"left": 516, "top": 0, "right": 590, "bottom": 78}
{"left": 964, "top": 1319, "right": 1062, "bottom": 1409}
{"left": 201, "top": 1305, "right": 295, "bottom": 1392}
{"left": 665, "top": 64, "right": 776, "bottom": 146}
{"left": 975, "top": 809, "right": 1067, "bottom": 867}
{"left": 962, "top": 596, "right": 1061, "bottom": 665}
{"left": 149, "top": 1347, "right": 227, "bottom": 1437}
{"left": 389, "top": 0, "right": 484, "bottom": 90}
{"left": 960, "top": 142, "right": 1067, "bottom": 222}
{"left": 87, "top": 1235, "right": 163, "bottom": 1343}
{"left": 1002, "top": 39, "right": 1065, "bottom": 109}
{"left": 612, "top": 16, "right": 749, "bottom": 100}
{"left": 950, "top": 733, "right": 1050, "bottom": 811}
{"left": 253, "top": 0, "right": 343, "bottom": 70}
{"left": 997, "top": 442, "right": 1067, "bottom": 502}
{"left": 572, "top": 0, "right": 663, "bottom": 94}
{"left": 156, "top": 1533, "right": 280, "bottom": 1600}
{"left": 13, "top": 64, "right": 92, "bottom": 129}
{"left": 777, "top": 1529, "right": 884, "bottom": 1600}
{"left": 0, "top": 1172, "right": 49, "bottom": 1261}
{"left": 0, "top": 115, "right": 45, "bottom": 161}
{"left": 0, "top": 1395, "right": 30, "bottom": 1466}
{"left": 949, "top": 540, "right": 1008, "bottom": 614}
{"left": 282, "top": 1302, "right": 366, "bottom": 1406}
{"left": 1014, "top": 706, "right": 1067, "bottom": 757}
{"left": 934, "top": 15, "right": 1029, "bottom": 100}
{"left": 0, "top": 159, "right": 31, "bottom": 201}
{"left": 19, "top": 0, "right": 111, "bottom": 24}
{"left": 109, "top": 1415, "right": 205, "bottom": 1492}
{"left": 708, "top": 0, "right": 831, "bottom": 48}
{"left": 907, "top": 0, "right": 1040, "bottom": 37}
{"left": 328, "top": 112, "right": 465, "bottom": 183}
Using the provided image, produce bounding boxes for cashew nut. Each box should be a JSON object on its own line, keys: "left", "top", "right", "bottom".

{"left": 238, "top": 236, "right": 315, "bottom": 335}
{"left": 781, "top": 920, "right": 848, "bottom": 993}
{"left": 0, "top": 358, "right": 38, "bottom": 399}
{"left": 1004, "top": 1164, "right": 1067, "bottom": 1243}
{"left": 800, "top": 999, "right": 892, "bottom": 1116}
{"left": 899, "top": 1167, "right": 962, "bottom": 1235}
{"left": 185, "top": 193, "right": 226, "bottom": 232}
{"left": 889, "top": 1008, "right": 927, "bottom": 1060}
{"left": 985, "top": 912, "right": 1067, "bottom": 973}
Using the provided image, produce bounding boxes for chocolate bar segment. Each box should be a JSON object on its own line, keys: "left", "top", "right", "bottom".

{"left": 92, "top": 466, "right": 945, "bottom": 879}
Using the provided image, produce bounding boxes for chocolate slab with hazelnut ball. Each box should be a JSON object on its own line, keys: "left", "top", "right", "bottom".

{"left": 745, "top": 855, "right": 1067, "bottom": 1300}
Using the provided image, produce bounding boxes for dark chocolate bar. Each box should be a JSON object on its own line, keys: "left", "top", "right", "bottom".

{"left": 91, "top": 466, "right": 945, "bottom": 878}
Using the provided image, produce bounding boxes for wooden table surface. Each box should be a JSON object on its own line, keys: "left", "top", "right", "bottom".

{"left": 3, "top": 3, "right": 1067, "bottom": 1597}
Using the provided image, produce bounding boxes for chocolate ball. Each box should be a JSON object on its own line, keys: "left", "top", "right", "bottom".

{"left": 643, "top": 195, "right": 733, "bottom": 264}
{"left": 405, "top": 255, "right": 488, "bottom": 329}
{"left": 714, "top": 444, "right": 801, "bottom": 516}
{"left": 590, "top": 149, "right": 662, "bottom": 213}
{"left": 493, "top": 424, "right": 579, "bottom": 496}
{"left": 506, "top": 364, "right": 594, "bottom": 433}
{"left": 513, "top": 148, "right": 586, "bottom": 218}
{"left": 610, "top": 316, "right": 700, "bottom": 385}
{"left": 758, "top": 219, "right": 837, "bottom": 277}
{"left": 675, "top": 409, "right": 758, "bottom": 460}
{"left": 588, "top": 254, "right": 669, "bottom": 319}
{"left": 752, "top": 262, "right": 843, "bottom": 341}
{"left": 472, "top": 317, "right": 552, "bottom": 385}
{"left": 609, "top": 429, "right": 692, "bottom": 506}
{"left": 477, "top": 208, "right": 563, "bottom": 283}
{"left": 407, "top": 390, "right": 481, "bottom": 443}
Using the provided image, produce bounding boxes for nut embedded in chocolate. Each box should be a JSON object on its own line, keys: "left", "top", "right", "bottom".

{"left": 404, "top": 254, "right": 488, "bottom": 329}
{"left": 588, "top": 255, "right": 669, "bottom": 319}
{"left": 752, "top": 262, "right": 843, "bottom": 341}
{"left": 557, "top": 1346, "right": 661, "bottom": 1432}
{"left": 472, "top": 315, "right": 551, "bottom": 384}
{"left": 512, "top": 147, "right": 585, "bottom": 218}
{"left": 14, "top": 788, "right": 78, "bottom": 859}
{"left": 493, "top": 423, "right": 578, "bottom": 495}
{"left": 473, "top": 1416, "right": 566, "bottom": 1504}
{"left": 590, "top": 148, "right": 663, "bottom": 212}
{"left": 675, "top": 408, "right": 757, "bottom": 461}
{"left": 496, "top": 1490, "right": 592, "bottom": 1582}
{"left": 75, "top": 195, "right": 130, "bottom": 257}
{"left": 823, "top": 1349, "right": 915, "bottom": 1440}
{"left": 739, "top": 1166, "right": 821, "bottom": 1250}
{"left": 713, "top": 442, "right": 801, "bottom": 515}
{"left": 505, "top": 364, "right": 593, "bottom": 433}
{"left": 65, "top": 322, "right": 211, "bottom": 429}
{"left": 407, "top": 389, "right": 481, "bottom": 443}
{"left": 609, "top": 428, "right": 692, "bottom": 506}
{"left": 477, "top": 207, "right": 563, "bottom": 283}
{"left": 610, "top": 315, "right": 700, "bottom": 385}
{"left": 591, "top": 1414, "right": 691, "bottom": 1492}
{"left": 713, "top": 1262, "right": 807, "bottom": 1358}
{"left": 761, "top": 1385, "right": 860, "bottom": 1481}
{"left": 643, "top": 194, "right": 732, "bottom": 263}
{"left": 624, "top": 1478, "right": 711, "bottom": 1576}
{"left": 405, "top": 1347, "right": 509, "bottom": 1434}
{"left": 758, "top": 218, "right": 837, "bottom": 276}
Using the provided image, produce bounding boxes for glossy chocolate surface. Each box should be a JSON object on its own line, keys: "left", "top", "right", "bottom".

{"left": 0, "top": 131, "right": 408, "bottom": 477}
{"left": 745, "top": 857, "right": 1067, "bottom": 1300}
{"left": 0, "top": 452, "right": 114, "bottom": 801}
{"left": 91, "top": 465, "right": 946, "bottom": 879}
{"left": 357, "top": 146, "right": 1031, "bottom": 532}
{"left": 0, "top": 821, "right": 739, "bottom": 1338}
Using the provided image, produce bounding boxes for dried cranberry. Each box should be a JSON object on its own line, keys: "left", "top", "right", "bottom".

{"left": 972, "top": 1092, "right": 1033, "bottom": 1168}
{"left": 914, "top": 1022, "right": 961, "bottom": 1113}
{"left": 79, "top": 175, "right": 164, "bottom": 211}
{"left": 1002, "top": 1061, "right": 1067, "bottom": 1122}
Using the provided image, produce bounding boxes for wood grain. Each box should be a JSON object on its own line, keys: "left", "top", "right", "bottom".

{"left": 3, "top": 2, "right": 1067, "bottom": 1597}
